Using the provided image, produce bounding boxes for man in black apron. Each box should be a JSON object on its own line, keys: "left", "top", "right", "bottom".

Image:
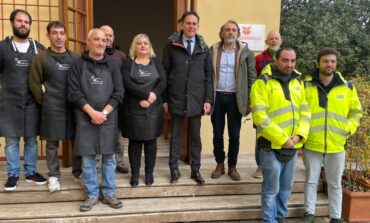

{"left": 0, "top": 9, "right": 47, "bottom": 191}
{"left": 29, "top": 21, "right": 82, "bottom": 192}
{"left": 99, "top": 25, "right": 129, "bottom": 174}
{"left": 68, "top": 29, "right": 124, "bottom": 212}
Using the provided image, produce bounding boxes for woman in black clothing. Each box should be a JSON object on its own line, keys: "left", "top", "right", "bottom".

{"left": 121, "top": 34, "right": 166, "bottom": 186}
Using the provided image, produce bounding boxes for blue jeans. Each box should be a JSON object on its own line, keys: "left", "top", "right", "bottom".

{"left": 303, "top": 149, "right": 345, "bottom": 219}
{"left": 5, "top": 137, "right": 38, "bottom": 177}
{"left": 82, "top": 154, "right": 116, "bottom": 198}
{"left": 211, "top": 93, "right": 242, "bottom": 167}
{"left": 260, "top": 148, "right": 298, "bottom": 223}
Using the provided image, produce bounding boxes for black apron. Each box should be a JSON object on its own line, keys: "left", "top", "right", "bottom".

{"left": 0, "top": 39, "right": 41, "bottom": 137}
{"left": 40, "top": 51, "right": 75, "bottom": 140}
{"left": 122, "top": 60, "right": 162, "bottom": 140}
{"left": 74, "top": 62, "right": 118, "bottom": 155}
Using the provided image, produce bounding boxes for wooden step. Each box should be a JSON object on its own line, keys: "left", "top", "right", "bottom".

{"left": 0, "top": 193, "right": 329, "bottom": 223}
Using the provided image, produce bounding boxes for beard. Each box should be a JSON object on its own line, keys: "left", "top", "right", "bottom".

{"left": 320, "top": 69, "right": 334, "bottom": 76}
{"left": 269, "top": 46, "right": 280, "bottom": 52}
{"left": 224, "top": 37, "right": 237, "bottom": 45}
{"left": 13, "top": 26, "right": 30, "bottom": 39}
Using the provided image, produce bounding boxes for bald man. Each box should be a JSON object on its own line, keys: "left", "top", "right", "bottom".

{"left": 99, "top": 25, "right": 128, "bottom": 174}
{"left": 68, "top": 29, "right": 124, "bottom": 212}
{"left": 253, "top": 30, "right": 283, "bottom": 179}
{"left": 255, "top": 30, "right": 282, "bottom": 75}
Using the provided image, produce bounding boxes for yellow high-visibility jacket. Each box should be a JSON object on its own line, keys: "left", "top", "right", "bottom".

{"left": 251, "top": 64, "right": 311, "bottom": 149}
{"left": 304, "top": 70, "right": 362, "bottom": 153}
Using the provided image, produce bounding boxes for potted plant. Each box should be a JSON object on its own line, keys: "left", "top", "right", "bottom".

{"left": 341, "top": 75, "right": 370, "bottom": 223}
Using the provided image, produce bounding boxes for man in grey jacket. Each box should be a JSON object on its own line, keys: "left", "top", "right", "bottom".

{"left": 210, "top": 20, "right": 257, "bottom": 181}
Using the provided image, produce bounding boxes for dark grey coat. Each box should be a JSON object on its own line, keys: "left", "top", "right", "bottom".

{"left": 162, "top": 32, "right": 213, "bottom": 117}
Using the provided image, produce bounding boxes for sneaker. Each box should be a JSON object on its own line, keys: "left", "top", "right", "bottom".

{"left": 102, "top": 194, "right": 123, "bottom": 209}
{"left": 116, "top": 163, "right": 129, "bottom": 174}
{"left": 80, "top": 196, "right": 99, "bottom": 212}
{"left": 252, "top": 166, "right": 262, "bottom": 178}
{"left": 301, "top": 212, "right": 315, "bottom": 223}
{"left": 73, "top": 174, "right": 84, "bottom": 186}
{"left": 25, "top": 172, "right": 47, "bottom": 185}
{"left": 330, "top": 218, "right": 343, "bottom": 223}
{"left": 48, "top": 177, "right": 61, "bottom": 193}
{"left": 4, "top": 176, "right": 19, "bottom": 191}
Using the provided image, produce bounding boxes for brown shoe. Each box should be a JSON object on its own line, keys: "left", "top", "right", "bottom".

{"left": 228, "top": 167, "right": 241, "bottom": 181}
{"left": 211, "top": 163, "right": 225, "bottom": 179}
{"left": 102, "top": 194, "right": 123, "bottom": 209}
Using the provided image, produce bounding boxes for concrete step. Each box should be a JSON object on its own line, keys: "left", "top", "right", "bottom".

{"left": 0, "top": 193, "right": 329, "bottom": 223}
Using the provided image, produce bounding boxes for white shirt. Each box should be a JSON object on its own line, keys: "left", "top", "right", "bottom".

{"left": 216, "top": 45, "right": 236, "bottom": 92}
{"left": 13, "top": 41, "right": 30, "bottom": 53}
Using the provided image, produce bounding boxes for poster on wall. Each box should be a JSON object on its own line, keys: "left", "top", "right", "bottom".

{"left": 238, "top": 24, "right": 265, "bottom": 51}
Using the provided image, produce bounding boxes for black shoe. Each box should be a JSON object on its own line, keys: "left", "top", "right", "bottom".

{"left": 130, "top": 174, "right": 139, "bottom": 187}
{"left": 4, "top": 176, "right": 19, "bottom": 191}
{"left": 191, "top": 171, "right": 205, "bottom": 185}
{"left": 170, "top": 168, "right": 181, "bottom": 183}
{"left": 25, "top": 172, "right": 47, "bottom": 185}
{"left": 145, "top": 172, "right": 154, "bottom": 186}
{"left": 330, "top": 218, "right": 343, "bottom": 223}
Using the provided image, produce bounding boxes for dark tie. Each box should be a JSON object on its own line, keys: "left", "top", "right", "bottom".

{"left": 186, "top": 39, "right": 192, "bottom": 55}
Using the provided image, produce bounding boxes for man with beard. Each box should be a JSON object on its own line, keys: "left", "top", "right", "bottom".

{"left": 0, "top": 9, "right": 47, "bottom": 191}
{"left": 29, "top": 21, "right": 82, "bottom": 192}
{"left": 209, "top": 20, "right": 256, "bottom": 181}
{"left": 68, "top": 29, "right": 124, "bottom": 211}
{"left": 252, "top": 30, "right": 283, "bottom": 179}
{"left": 99, "top": 25, "right": 129, "bottom": 174}
{"left": 162, "top": 11, "right": 213, "bottom": 185}
{"left": 251, "top": 48, "right": 311, "bottom": 223}
{"left": 301, "top": 48, "right": 362, "bottom": 223}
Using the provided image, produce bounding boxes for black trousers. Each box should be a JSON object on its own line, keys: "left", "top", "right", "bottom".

{"left": 128, "top": 139, "right": 157, "bottom": 176}
{"left": 169, "top": 114, "right": 201, "bottom": 172}
{"left": 211, "top": 93, "right": 242, "bottom": 167}
{"left": 46, "top": 140, "right": 82, "bottom": 178}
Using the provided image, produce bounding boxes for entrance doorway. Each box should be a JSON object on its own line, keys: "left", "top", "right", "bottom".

{"left": 93, "top": 0, "right": 174, "bottom": 59}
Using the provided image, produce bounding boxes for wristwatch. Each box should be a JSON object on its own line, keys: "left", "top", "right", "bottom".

{"left": 102, "top": 110, "right": 109, "bottom": 115}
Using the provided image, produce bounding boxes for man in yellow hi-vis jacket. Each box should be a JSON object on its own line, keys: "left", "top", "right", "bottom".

{"left": 301, "top": 48, "right": 362, "bottom": 223}
{"left": 251, "top": 48, "right": 311, "bottom": 223}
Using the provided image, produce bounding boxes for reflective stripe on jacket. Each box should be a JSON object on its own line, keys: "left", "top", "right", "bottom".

{"left": 304, "top": 71, "right": 362, "bottom": 153}
{"left": 251, "top": 64, "right": 311, "bottom": 149}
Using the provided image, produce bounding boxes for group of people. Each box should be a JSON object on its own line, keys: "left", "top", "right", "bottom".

{"left": 0, "top": 9, "right": 363, "bottom": 222}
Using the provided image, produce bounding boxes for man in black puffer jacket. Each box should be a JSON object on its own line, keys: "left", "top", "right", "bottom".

{"left": 162, "top": 11, "right": 213, "bottom": 185}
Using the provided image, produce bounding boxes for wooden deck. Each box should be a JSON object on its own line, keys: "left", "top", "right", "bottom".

{"left": 0, "top": 136, "right": 329, "bottom": 222}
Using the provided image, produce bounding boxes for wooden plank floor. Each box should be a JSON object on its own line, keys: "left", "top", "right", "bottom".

{"left": 0, "top": 136, "right": 330, "bottom": 222}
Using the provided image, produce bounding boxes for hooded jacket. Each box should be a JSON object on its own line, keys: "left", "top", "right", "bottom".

{"left": 251, "top": 64, "right": 311, "bottom": 149}
{"left": 304, "top": 69, "right": 362, "bottom": 153}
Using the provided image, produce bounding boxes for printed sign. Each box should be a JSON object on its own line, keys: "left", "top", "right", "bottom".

{"left": 238, "top": 24, "right": 265, "bottom": 51}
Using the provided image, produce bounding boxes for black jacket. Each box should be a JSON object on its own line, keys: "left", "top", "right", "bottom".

{"left": 162, "top": 32, "right": 213, "bottom": 117}
{"left": 121, "top": 57, "right": 166, "bottom": 140}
